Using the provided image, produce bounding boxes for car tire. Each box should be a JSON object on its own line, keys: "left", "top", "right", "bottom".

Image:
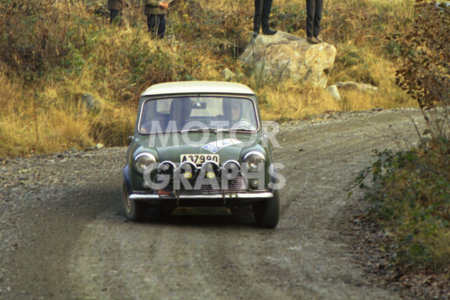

{"left": 253, "top": 189, "right": 279, "bottom": 229}
{"left": 122, "top": 181, "right": 147, "bottom": 222}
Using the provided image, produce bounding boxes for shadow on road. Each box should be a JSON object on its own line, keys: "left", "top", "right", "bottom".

{"left": 120, "top": 206, "right": 259, "bottom": 229}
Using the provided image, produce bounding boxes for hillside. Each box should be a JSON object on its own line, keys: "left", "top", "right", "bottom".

{"left": 0, "top": 0, "right": 417, "bottom": 157}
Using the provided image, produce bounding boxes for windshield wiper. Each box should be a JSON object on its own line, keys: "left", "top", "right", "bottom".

{"left": 181, "top": 128, "right": 227, "bottom": 133}
{"left": 180, "top": 124, "right": 249, "bottom": 133}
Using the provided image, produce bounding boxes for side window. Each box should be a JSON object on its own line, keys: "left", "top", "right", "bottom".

{"left": 140, "top": 99, "right": 171, "bottom": 133}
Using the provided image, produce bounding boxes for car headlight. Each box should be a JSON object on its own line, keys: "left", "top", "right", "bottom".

{"left": 244, "top": 151, "right": 265, "bottom": 172}
{"left": 134, "top": 153, "right": 157, "bottom": 174}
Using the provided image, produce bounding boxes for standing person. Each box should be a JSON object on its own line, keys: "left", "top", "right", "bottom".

{"left": 306, "top": 0, "right": 323, "bottom": 44}
{"left": 107, "top": 0, "right": 129, "bottom": 25}
{"left": 143, "top": 1, "right": 169, "bottom": 39}
{"left": 253, "top": 0, "right": 277, "bottom": 37}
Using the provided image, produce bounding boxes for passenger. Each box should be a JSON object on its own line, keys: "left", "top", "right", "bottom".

{"left": 230, "top": 101, "right": 243, "bottom": 124}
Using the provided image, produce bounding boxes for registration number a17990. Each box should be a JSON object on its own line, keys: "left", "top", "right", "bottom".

{"left": 180, "top": 154, "right": 219, "bottom": 165}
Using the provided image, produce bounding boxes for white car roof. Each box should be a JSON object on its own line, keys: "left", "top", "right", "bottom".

{"left": 141, "top": 81, "right": 255, "bottom": 97}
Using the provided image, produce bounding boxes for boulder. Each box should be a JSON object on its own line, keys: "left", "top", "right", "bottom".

{"left": 240, "top": 31, "right": 336, "bottom": 88}
{"left": 222, "top": 68, "right": 235, "bottom": 81}
{"left": 335, "top": 81, "right": 379, "bottom": 92}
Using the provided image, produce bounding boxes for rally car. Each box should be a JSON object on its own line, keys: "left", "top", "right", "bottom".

{"left": 122, "top": 81, "right": 280, "bottom": 228}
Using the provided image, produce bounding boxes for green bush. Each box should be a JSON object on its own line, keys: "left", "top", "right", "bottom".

{"left": 395, "top": 1, "right": 449, "bottom": 140}
{"left": 357, "top": 138, "right": 449, "bottom": 271}
{"left": 356, "top": 1, "right": 449, "bottom": 273}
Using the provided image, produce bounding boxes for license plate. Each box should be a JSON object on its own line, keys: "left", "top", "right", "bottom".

{"left": 180, "top": 154, "right": 219, "bottom": 165}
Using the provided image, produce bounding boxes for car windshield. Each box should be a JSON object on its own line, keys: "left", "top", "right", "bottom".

{"left": 139, "top": 96, "right": 258, "bottom": 134}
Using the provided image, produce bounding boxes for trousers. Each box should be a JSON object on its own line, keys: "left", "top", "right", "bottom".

{"left": 147, "top": 14, "right": 166, "bottom": 39}
{"left": 306, "top": 0, "right": 323, "bottom": 37}
{"left": 254, "top": 0, "right": 273, "bottom": 31}
{"left": 109, "top": 9, "right": 122, "bottom": 25}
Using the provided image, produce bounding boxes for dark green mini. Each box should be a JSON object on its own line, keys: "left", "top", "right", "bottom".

{"left": 123, "top": 81, "right": 280, "bottom": 228}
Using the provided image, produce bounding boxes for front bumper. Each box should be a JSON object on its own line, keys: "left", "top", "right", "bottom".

{"left": 129, "top": 191, "right": 273, "bottom": 200}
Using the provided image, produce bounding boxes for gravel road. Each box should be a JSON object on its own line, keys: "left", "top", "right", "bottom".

{"left": 0, "top": 108, "right": 424, "bottom": 299}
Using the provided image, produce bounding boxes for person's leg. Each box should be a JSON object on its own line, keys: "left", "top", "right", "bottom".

{"left": 147, "top": 14, "right": 157, "bottom": 36}
{"left": 262, "top": 0, "right": 276, "bottom": 34}
{"left": 313, "top": 0, "right": 323, "bottom": 38}
{"left": 110, "top": 9, "right": 121, "bottom": 24}
{"left": 158, "top": 15, "right": 166, "bottom": 39}
{"left": 306, "top": 0, "right": 315, "bottom": 38}
{"left": 261, "top": 0, "right": 272, "bottom": 29}
{"left": 254, "top": 0, "right": 262, "bottom": 33}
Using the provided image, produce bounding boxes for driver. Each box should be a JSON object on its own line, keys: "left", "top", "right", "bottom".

{"left": 229, "top": 101, "right": 256, "bottom": 130}
{"left": 230, "top": 101, "right": 243, "bottom": 124}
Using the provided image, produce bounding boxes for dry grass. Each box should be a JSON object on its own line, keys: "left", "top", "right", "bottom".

{"left": 0, "top": 0, "right": 419, "bottom": 157}
{"left": 0, "top": 73, "right": 94, "bottom": 156}
{"left": 258, "top": 81, "right": 341, "bottom": 120}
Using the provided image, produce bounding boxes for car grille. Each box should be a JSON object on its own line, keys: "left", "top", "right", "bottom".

{"left": 161, "top": 175, "right": 248, "bottom": 194}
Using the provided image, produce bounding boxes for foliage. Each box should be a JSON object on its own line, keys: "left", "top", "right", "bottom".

{"left": 355, "top": 0, "right": 449, "bottom": 274}
{"left": 170, "top": 0, "right": 252, "bottom": 60}
{"left": 0, "top": 0, "right": 205, "bottom": 154}
{"left": 394, "top": 0, "right": 449, "bottom": 139}
{"left": 270, "top": 3, "right": 305, "bottom": 34}
{"left": 0, "top": 0, "right": 421, "bottom": 156}
{"left": 0, "top": 1, "right": 69, "bottom": 77}
{"left": 356, "top": 140, "right": 449, "bottom": 271}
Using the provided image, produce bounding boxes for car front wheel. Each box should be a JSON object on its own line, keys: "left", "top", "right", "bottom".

{"left": 122, "top": 181, "right": 147, "bottom": 222}
{"left": 253, "top": 190, "right": 279, "bottom": 228}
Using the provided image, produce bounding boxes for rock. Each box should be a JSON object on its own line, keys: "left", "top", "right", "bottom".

{"left": 84, "top": 143, "right": 103, "bottom": 152}
{"left": 240, "top": 31, "right": 336, "bottom": 88}
{"left": 222, "top": 68, "right": 235, "bottom": 81}
{"left": 335, "top": 81, "right": 379, "bottom": 92}
{"left": 81, "top": 93, "right": 102, "bottom": 112}
{"left": 436, "top": 2, "right": 450, "bottom": 9}
{"left": 327, "top": 85, "right": 341, "bottom": 101}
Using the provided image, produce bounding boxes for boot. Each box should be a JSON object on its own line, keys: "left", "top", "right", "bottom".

{"left": 262, "top": 27, "right": 277, "bottom": 35}
{"left": 253, "top": 27, "right": 260, "bottom": 38}
{"left": 307, "top": 36, "right": 318, "bottom": 44}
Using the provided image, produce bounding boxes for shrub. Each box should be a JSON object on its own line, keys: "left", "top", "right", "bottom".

{"left": 357, "top": 140, "right": 449, "bottom": 271}
{"left": 0, "top": 0, "right": 74, "bottom": 76}
{"left": 356, "top": 0, "right": 449, "bottom": 272}
{"left": 395, "top": 0, "right": 449, "bottom": 139}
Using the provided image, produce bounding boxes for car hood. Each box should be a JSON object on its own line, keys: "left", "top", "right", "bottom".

{"left": 135, "top": 131, "right": 264, "bottom": 163}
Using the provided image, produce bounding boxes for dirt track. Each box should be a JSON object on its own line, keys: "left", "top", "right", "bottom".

{"left": 0, "top": 108, "right": 424, "bottom": 299}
